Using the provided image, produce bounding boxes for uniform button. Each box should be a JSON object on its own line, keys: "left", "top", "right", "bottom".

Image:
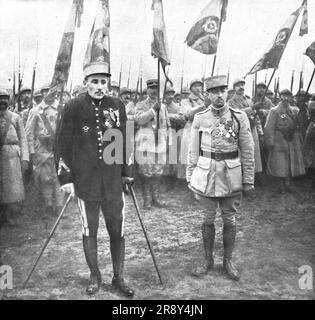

{"left": 96, "top": 120, "right": 99, "bottom": 123}
{"left": 99, "top": 156, "right": 102, "bottom": 160}
{"left": 98, "top": 137, "right": 101, "bottom": 140}
{"left": 96, "top": 113, "right": 99, "bottom": 116}
{"left": 99, "top": 143, "right": 102, "bottom": 146}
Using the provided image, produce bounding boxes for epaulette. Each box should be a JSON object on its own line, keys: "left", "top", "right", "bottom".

{"left": 196, "top": 108, "right": 211, "bottom": 116}
{"left": 228, "top": 107, "right": 242, "bottom": 114}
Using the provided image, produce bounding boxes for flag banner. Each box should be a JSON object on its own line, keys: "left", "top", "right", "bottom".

{"left": 305, "top": 41, "right": 315, "bottom": 65}
{"left": 151, "top": 0, "right": 172, "bottom": 84}
{"left": 49, "top": 0, "right": 79, "bottom": 95}
{"left": 248, "top": 4, "right": 303, "bottom": 75}
{"left": 83, "top": 0, "right": 110, "bottom": 71}
{"left": 299, "top": 0, "right": 308, "bottom": 37}
{"left": 74, "top": 0, "right": 84, "bottom": 28}
{"left": 185, "top": 0, "right": 228, "bottom": 55}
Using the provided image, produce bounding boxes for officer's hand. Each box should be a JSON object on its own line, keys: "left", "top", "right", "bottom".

{"left": 61, "top": 183, "right": 75, "bottom": 197}
{"left": 152, "top": 101, "right": 161, "bottom": 112}
{"left": 243, "top": 183, "right": 255, "bottom": 195}
{"left": 122, "top": 177, "right": 134, "bottom": 194}
{"left": 21, "top": 160, "right": 29, "bottom": 175}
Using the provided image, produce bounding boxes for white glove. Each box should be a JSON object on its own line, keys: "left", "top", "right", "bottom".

{"left": 61, "top": 183, "right": 75, "bottom": 197}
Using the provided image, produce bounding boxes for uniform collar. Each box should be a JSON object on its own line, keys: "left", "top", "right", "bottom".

{"left": 210, "top": 104, "right": 229, "bottom": 117}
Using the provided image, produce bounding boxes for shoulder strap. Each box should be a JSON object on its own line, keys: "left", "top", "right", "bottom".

{"left": 0, "top": 112, "right": 13, "bottom": 148}
{"left": 229, "top": 108, "right": 240, "bottom": 133}
{"left": 39, "top": 110, "right": 54, "bottom": 136}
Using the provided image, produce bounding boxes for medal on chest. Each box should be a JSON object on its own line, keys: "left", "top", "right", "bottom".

{"left": 102, "top": 108, "right": 120, "bottom": 128}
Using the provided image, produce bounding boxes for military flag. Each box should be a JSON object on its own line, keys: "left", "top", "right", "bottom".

{"left": 299, "top": 0, "right": 308, "bottom": 37}
{"left": 83, "top": 0, "right": 110, "bottom": 72}
{"left": 248, "top": 3, "right": 304, "bottom": 75}
{"left": 185, "top": 0, "right": 228, "bottom": 55}
{"left": 151, "top": 0, "right": 172, "bottom": 84}
{"left": 49, "top": 0, "right": 82, "bottom": 96}
{"left": 305, "top": 41, "right": 315, "bottom": 65}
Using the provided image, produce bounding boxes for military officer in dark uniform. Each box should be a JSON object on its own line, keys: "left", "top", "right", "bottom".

{"left": 56, "top": 61, "right": 134, "bottom": 296}
{"left": 187, "top": 75, "right": 255, "bottom": 281}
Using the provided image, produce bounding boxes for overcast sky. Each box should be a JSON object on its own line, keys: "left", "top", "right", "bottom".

{"left": 0, "top": 0, "right": 314, "bottom": 95}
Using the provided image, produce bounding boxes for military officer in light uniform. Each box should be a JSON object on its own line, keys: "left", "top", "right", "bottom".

{"left": 25, "top": 89, "right": 64, "bottom": 217}
{"left": 56, "top": 61, "right": 134, "bottom": 296}
{"left": 187, "top": 75, "right": 255, "bottom": 281}
{"left": 135, "top": 79, "right": 169, "bottom": 209}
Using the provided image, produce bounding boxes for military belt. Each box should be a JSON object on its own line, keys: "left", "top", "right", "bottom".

{"left": 200, "top": 150, "right": 238, "bottom": 161}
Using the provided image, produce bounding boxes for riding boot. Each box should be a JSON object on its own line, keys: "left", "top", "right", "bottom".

{"left": 192, "top": 223, "right": 215, "bottom": 277}
{"left": 223, "top": 224, "right": 240, "bottom": 281}
{"left": 142, "top": 178, "right": 152, "bottom": 210}
{"left": 151, "top": 177, "right": 167, "bottom": 207}
{"left": 82, "top": 235, "right": 102, "bottom": 294}
{"left": 110, "top": 237, "right": 134, "bottom": 297}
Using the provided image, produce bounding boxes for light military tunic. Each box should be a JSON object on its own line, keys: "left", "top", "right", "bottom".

{"left": 135, "top": 97, "right": 169, "bottom": 177}
{"left": 0, "top": 110, "right": 29, "bottom": 203}
{"left": 187, "top": 104, "right": 255, "bottom": 198}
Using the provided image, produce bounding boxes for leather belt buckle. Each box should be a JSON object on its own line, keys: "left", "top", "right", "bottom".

{"left": 214, "top": 152, "right": 221, "bottom": 161}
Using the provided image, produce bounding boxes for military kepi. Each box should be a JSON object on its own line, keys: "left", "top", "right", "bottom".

{"left": 205, "top": 75, "right": 228, "bottom": 91}
{"left": 146, "top": 79, "right": 158, "bottom": 88}
{"left": 83, "top": 61, "right": 111, "bottom": 79}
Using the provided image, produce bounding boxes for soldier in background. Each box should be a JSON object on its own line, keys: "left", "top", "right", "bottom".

{"left": 187, "top": 75, "right": 255, "bottom": 281}
{"left": 264, "top": 89, "right": 305, "bottom": 193}
{"left": 178, "top": 79, "right": 206, "bottom": 181}
{"left": 14, "top": 86, "right": 32, "bottom": 115}
{"left": 228, "top": 78, "right": 263, "bottom": 174}
{"left": 110, "top": 81, "right": 120, "bottom": 98}
{"left": 135, "top": 79, "right": 169, "bottom": 209}
{"left": 40, "top": 84, "right": 51, "bottom": 100}
{"left": 120, "top": 87, "right": 131, "bottom": 107}
{"left": 25, "top": 89, "right": 64, "bottom": 216}
{"left": 173, "top": 92, "right": 181, "bottom": 105}
{"left": 162, "top": 84, "right": 186, "bottom": 185}
{"left": 181, "top": 86, "right": 191, "bottom": 101}
{"left": 21, "top": 90, "right": 43, "bottom": 127}
{"left": 303, "top": 95, "right": 315, "bottom": 187}
{"left": 295, "top": 90, "right": 310, "bottom": 142}
{"left": 266, "top": 89, "right": 274, "bottom": 102}
{"left": 0, "top": 89, "right": 29, "bottom": 227}
{"left": 227, "top": 88, "right": 235, "bottom": 102}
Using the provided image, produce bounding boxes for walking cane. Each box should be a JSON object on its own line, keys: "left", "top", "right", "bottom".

{"left": 129, "top": 186, "right": 164, "bottom": 286}
{"left": 22, "top": 194, "right": 72, "bottom": 289}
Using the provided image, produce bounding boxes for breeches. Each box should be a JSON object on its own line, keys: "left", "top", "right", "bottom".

{"left": 77, "top": 194, "right": 125, "bottom": 241}
{"left": 195, "top": 194, "right": 241, "bottom": 227}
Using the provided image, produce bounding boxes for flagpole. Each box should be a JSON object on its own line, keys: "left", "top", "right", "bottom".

{"left": 305, "top": 68, "right": 315, "bottom": 97}
{"left": 290, "top": 70, "right": 295, "bottom": 93}
{"left": 156, "top": 59, "right": 160, "bottom": 148}
{"left": 211, "top": 1, "right": 226, "bottom": 77}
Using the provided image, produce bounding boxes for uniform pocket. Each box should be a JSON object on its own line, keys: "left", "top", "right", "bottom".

{"left": 190, "top": 156, "right": 211, "bottom": 193}
{"left": 225, "top": 158, "right": 242, "bottom": 193}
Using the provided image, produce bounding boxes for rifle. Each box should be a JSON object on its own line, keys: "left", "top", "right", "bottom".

{"left": 17, "top": 39, "right": 22, "bottom": 112}
{"left": 126, "top": 57, "right": 131, "bottom": 89}
{"left": 30, "top": 42, "right": 38, "bottom": 110}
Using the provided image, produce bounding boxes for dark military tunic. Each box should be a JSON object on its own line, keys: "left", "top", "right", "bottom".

{"left": 56, "top": 93, "right": 131, "bottom": 202}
